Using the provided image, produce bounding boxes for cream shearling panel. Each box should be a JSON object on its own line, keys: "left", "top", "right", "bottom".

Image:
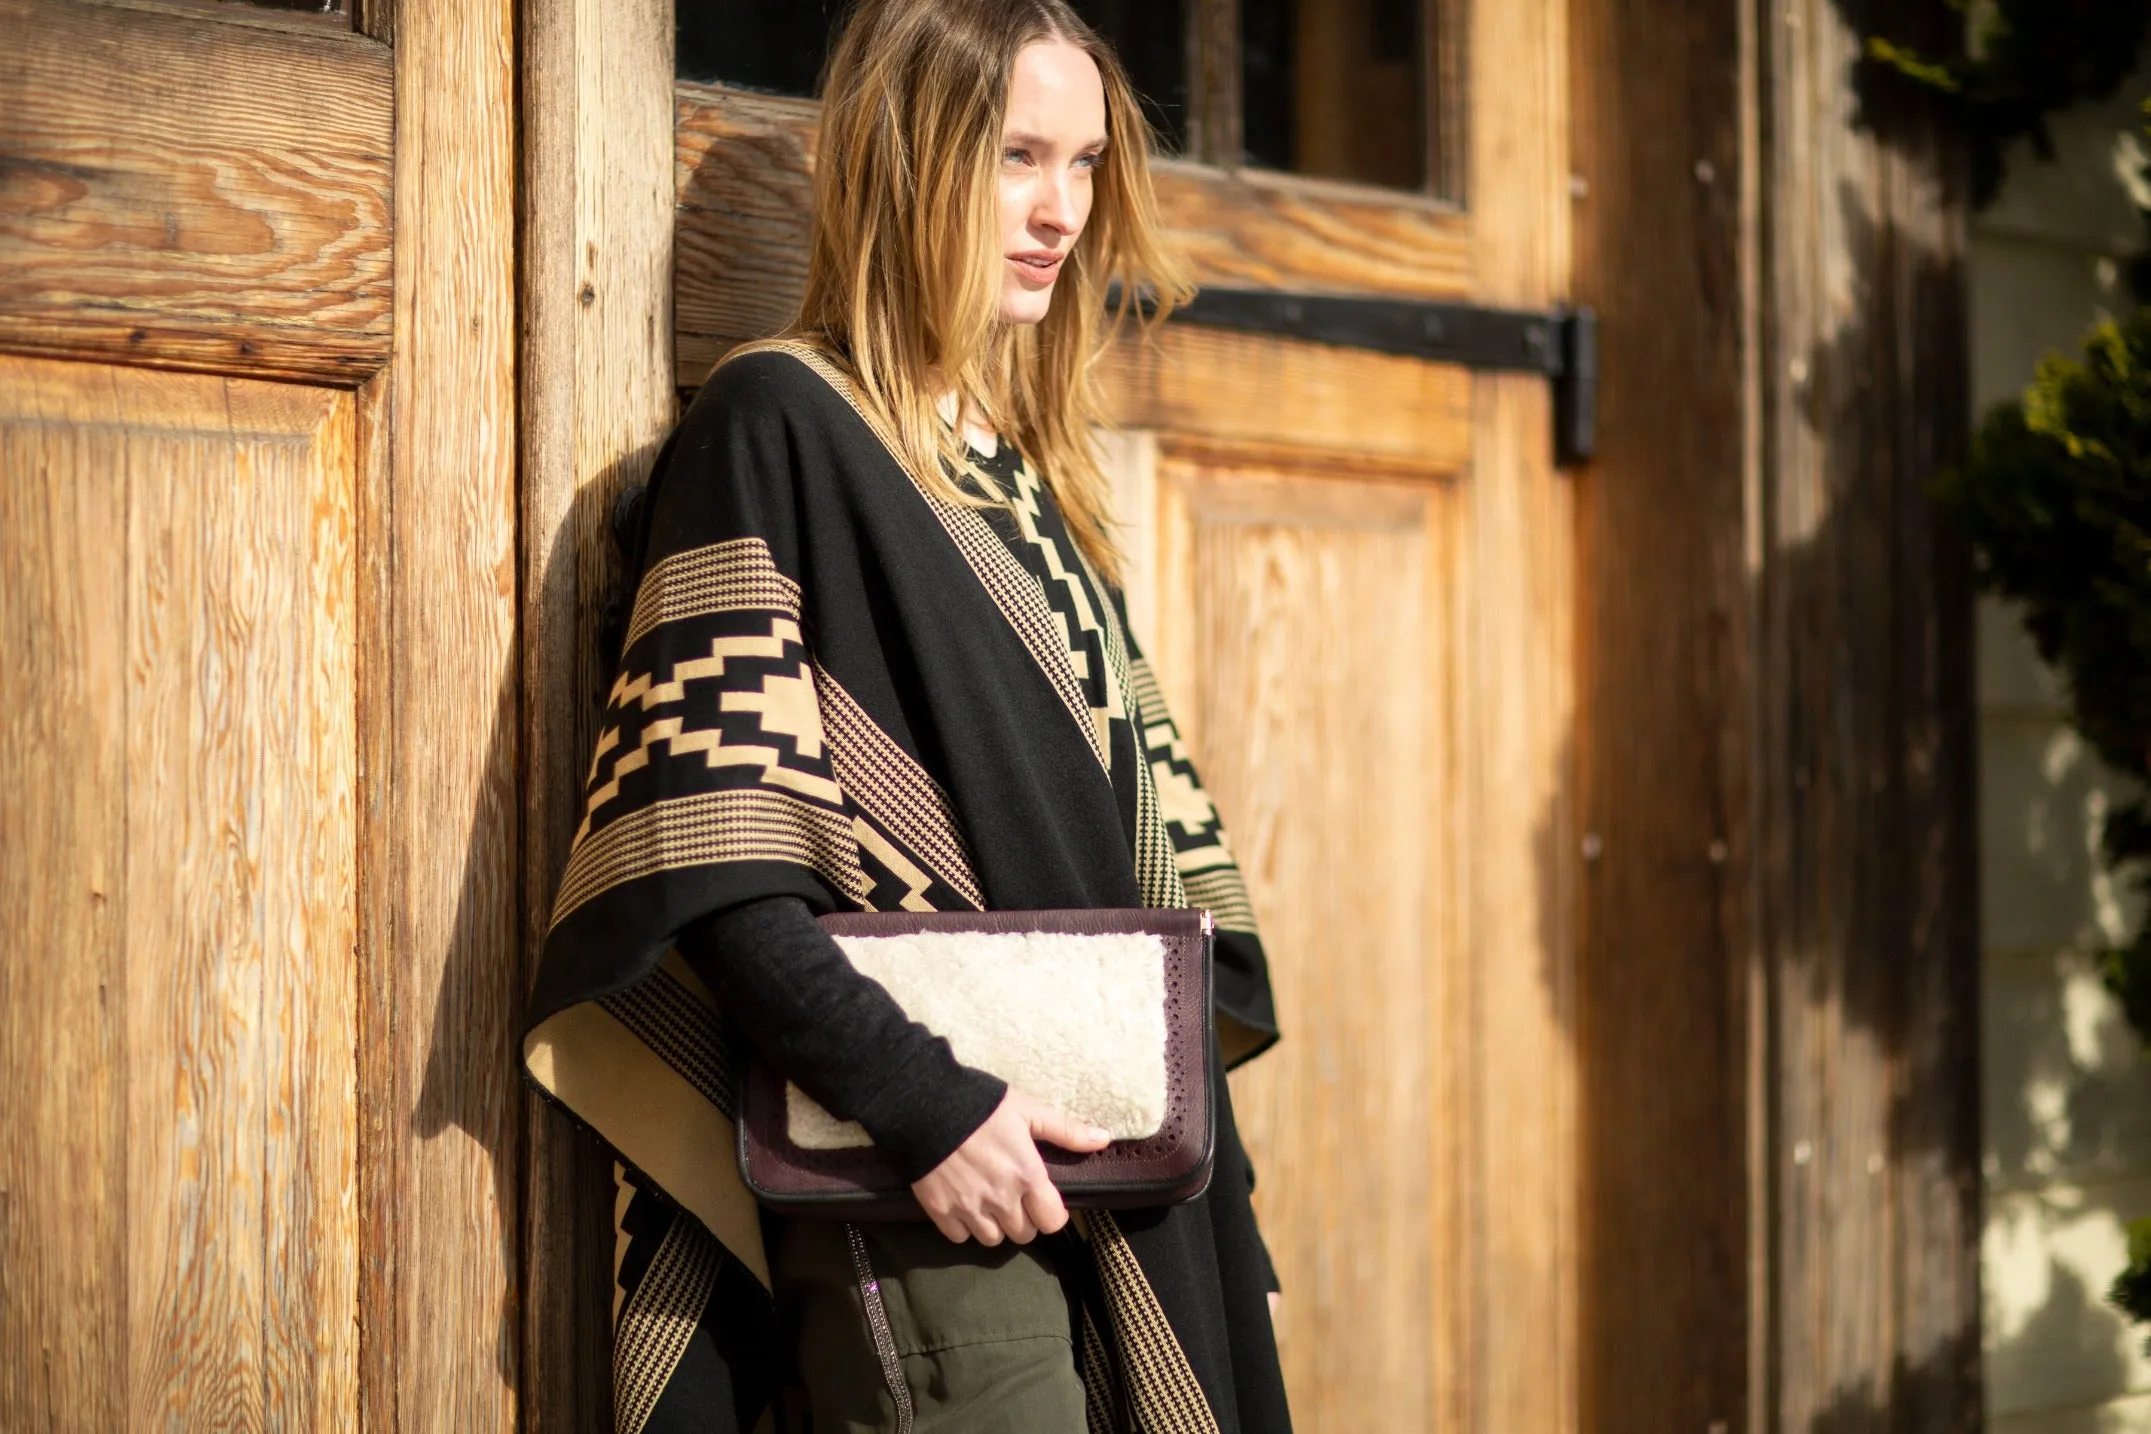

{"left": 787, "top": 930, "right": 1169, "bottom": 1148}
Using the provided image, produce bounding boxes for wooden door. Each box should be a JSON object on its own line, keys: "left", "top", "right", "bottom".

{"left": 669, "top": 1, "right": 1575, "bottom": 1428}
{"left": 1099, "top": 8, "right": 1576, "bottom": 1429}
{"left": 0, "top": 0, "right": 520, "bottom": 1427}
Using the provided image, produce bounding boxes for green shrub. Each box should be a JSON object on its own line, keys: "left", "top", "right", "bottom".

{"left": 1937, "top": 312, "right": 2151, "bottom": 1326}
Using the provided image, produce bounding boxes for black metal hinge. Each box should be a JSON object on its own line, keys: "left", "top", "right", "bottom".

{"left": 1143, "top": 287, "right": 1599, "bottom": 468}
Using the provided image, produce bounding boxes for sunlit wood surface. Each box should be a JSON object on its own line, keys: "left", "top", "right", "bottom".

{"left": 1151, "top": 458, "right": 1456, "bottom": 1431}
{"left": 0, "top": 0, "right": 392, "bottom": 383}
{"left": 0, "top": 355, "right": 359, "bottom": 1428}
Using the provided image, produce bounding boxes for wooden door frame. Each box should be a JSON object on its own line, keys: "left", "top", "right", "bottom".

{"left": 516, "top": 0, "right": 678, "bottom": 1429}
{"left": 1, "top": 0, "right": 525, "bottom": 1425}
{"left": 354, "top": 0, "right": 522, "bottom": 1428}
{"left": 507, "top": 0, "right": 1983, "bottom": 1430}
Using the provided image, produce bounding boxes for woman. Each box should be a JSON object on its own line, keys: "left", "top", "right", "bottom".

{"left": 523, "top": 2, "right": 1289, "bottom": 1430}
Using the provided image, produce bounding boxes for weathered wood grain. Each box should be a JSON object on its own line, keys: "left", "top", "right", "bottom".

{"left": 1757, "top": 1, "right": 1979, "bottom": 1428}
{"left": 0, "top": 0, "right": 392, "bottom": 384}
{"left": 1563, "top": 2, "right": 1752, "bottom": 1432}
{"left": 672, "top": 83, "right": 1474, "bottom": 376}
{"left": 362, "top": 0, "right": 523, "bottom": 1425}
{"left": 0, "top": 355, "right": 359, "bottom": 1431}
{"left": 352, "top": 369, "right": 397, "bottom": 1434}
{"left": 519, "top": 0, "right": 679, "bottom": 1426}
{"left": 0, "top": 361, "right": 131, "bottom": 1433}
{"left": 1424, "top": 0, "right": 1468, "bottom": 204}
{"left": 1462, "top": 3, "right": 1577, "bottom": 1431}
{"left": 1101, "top": 324, "right": 1471, "bottom": 478}
{"left": 1145, "top": 461, "right": 1453, "bottom": 1430}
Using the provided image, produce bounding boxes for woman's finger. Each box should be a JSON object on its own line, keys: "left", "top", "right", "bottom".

{"left": 930, "top": 1210, "right": 971, "bottom": 1244}
{"left": 966, "top": 1207, "right": 1006, "bottom": 1247}
{"left": 1023, "top": 1174, "right": 1070, "bottom": 1237}
{"left": 995, "top": 1195, "right": 1038, "bottom": 1245}
{"left": 1021, "top": 1100, "right": 1112, "bottom": 1153}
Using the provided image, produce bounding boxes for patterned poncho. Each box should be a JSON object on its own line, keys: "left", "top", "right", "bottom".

{"left": 523, "top": 341, "right": 1287, "bottom": 1434}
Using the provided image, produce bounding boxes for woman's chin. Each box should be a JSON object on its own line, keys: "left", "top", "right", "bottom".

{"left": 998, "top": 286, "right": 1056, "bottom": 326}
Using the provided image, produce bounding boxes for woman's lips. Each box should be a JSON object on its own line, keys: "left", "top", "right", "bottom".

{"left": 1008, "top": 251, "right": 1065, "bottom": 283}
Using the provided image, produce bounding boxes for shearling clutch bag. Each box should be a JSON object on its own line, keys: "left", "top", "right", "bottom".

{"left": 737, "top": 907, "right": 1216, "bottom": 1218}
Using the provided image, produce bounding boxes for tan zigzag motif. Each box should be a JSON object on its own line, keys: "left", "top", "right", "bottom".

{"left": 978, "top": 452, "right": 1131, "bottom": 768}
{"left": 1096, "top": 587, "right": 1185, "bottom": 909}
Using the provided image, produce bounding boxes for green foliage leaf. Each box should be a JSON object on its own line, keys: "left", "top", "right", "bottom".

{"left": 1862, "top": 0, "right": 2151, "bottom": 205}
{"left": 1939, "top": 307, "right": 2151, "bottom": 1336}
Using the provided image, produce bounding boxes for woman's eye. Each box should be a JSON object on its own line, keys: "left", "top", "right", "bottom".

{"left": 1075, "top": 151, "right": 1103, "bottom": 171}
{"left": 1003, "top": 148, "right": 1031, "bottom": 166}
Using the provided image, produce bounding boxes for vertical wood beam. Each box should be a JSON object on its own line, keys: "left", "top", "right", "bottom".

{"left": 1566, "top": 1, "right": 1752, "bottom": 1431}
{"left": 519, "top": 0, "right": 678, "bottom": 1428}
{"left": 1464, "top": 0, "right": 1575, "bottom": 1428}
{"left": 1186, "top": 0, "right": 1241, "bottom": 167}
{"left": 1755, "top": 0, "right": 1978, "bottom": 1427}
{"left": 1423, "top": 0, "right": 1468, "bottom": 203}
{"left": 357, "top": 0, "right": 521, "bottom": 1426}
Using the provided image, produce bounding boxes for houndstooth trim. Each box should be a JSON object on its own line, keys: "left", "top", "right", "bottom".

{"left": 550, "top": 785, "right": 866, "bottom": 927}
{"left": 613, "top": 1210, "right": 723, "bottom": 1434}
{"left": 1087, "top": 1210, "right": 1221, "bottom": 1434}
{"left": 1096, "top": 587, "right": 1187, "bottom": 910}
{"left": 599, "top": 964, "right": 737, "bottom": 1120}
{"left": 625, "top": 537, "right": 802, "bottom": 653}
{"left": 1080, "top": 1305, "right": 1122, "bottom": 1434}
{"left": 813, "top": 662, "right": 986, "bottom": 911}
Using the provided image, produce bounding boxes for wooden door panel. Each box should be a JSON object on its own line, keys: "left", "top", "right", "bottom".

{"left": 1117, "top": 446, "right": 1465, "bottom": 1432}
{"left": 0, "top": 0, "right": 394, "bottom": 383}
{"left": 1100, "top": 327, "right": 1471, "bottom": 475}
{"left": 0, "top": 356, "right": 359, "bottom": 1431}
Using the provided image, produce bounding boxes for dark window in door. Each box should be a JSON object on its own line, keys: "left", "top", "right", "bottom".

{"left": 672, "top": 0, "right": 1460, "bottom": 200}
{"left": 1241, "top": 0, "right": 1428, "bottom": 189}
{"left": 675, "top": 0, "right": 1188, "bottom": 155}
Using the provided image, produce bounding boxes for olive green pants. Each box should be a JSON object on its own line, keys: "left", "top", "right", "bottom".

{"left": 770, "top": 1217, "right": 1089, "bottom": 1434}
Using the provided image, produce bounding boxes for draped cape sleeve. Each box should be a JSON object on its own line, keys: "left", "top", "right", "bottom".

{"left": 521, "top": 349, "right": 937, "bottom": 1288}
{"left": 520, "top": 342, "right": 1282, "bottom": 1300}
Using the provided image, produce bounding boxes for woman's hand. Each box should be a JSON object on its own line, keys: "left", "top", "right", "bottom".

{"left": 912, "top": 1089, "right": 1110, "bottom": 1245}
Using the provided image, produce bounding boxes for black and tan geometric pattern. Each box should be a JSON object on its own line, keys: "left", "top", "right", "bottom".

{"left": 968, "top": 450, "right": 1132, "bottom": 778}
{"left": 1127, "top": 655, "right": 1261, "bottom": 936}
{"left": 600, "top": 962, "right": 739, "bottom": 1120}
{"left": 814, "top": 663, "right": 987, "bottom": 913}
{"left": 1095, "top": 580, "right": 1189, "bottom": 913}
{"left": 625, "top": 536, "right": 803, "bottom": 652}
{"left": 735, "top": 340, "right": 1114, "bottom": 775}
{"left": 549, "top": 538, "right": 869, "bottom": 926}
{"left": 1085, "top": 1209, "right": 1223, "bottom": 1434}
{"left": 614, "top": 1198, "right": 725, "bottom": 1434}
{"left": 530, "top": 340, "right": 1280, "bottom": 1434}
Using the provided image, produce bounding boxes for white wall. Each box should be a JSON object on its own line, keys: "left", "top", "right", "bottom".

{"left": 1975, "top": 72, "right": 2151, "bottom": 1434}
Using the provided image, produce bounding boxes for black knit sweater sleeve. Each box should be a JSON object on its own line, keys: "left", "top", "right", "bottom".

{"left": 674, "top": 894, "right": 1006, "bottom": 1182}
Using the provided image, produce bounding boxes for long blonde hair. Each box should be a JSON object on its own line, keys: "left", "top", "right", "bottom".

{"left": 787, "top": 0, "right": 1192, "bottom": 580}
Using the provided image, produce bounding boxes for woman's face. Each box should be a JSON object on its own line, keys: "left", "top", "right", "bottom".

{"left": 996, "top": 39, "right": 1107, "bottom": 325}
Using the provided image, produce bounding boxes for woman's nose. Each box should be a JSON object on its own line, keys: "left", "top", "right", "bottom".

{"left": 1035, "top": 172, "right": 1080, "bottom": 234}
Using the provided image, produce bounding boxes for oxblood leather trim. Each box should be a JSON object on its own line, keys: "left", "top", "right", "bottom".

{"left": 738, "top": 908, "right": 1216, "bottom": 1218}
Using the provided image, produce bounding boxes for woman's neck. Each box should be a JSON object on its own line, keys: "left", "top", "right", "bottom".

{"left": 933, "top": 387, "right": 999, "bottom": 458}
